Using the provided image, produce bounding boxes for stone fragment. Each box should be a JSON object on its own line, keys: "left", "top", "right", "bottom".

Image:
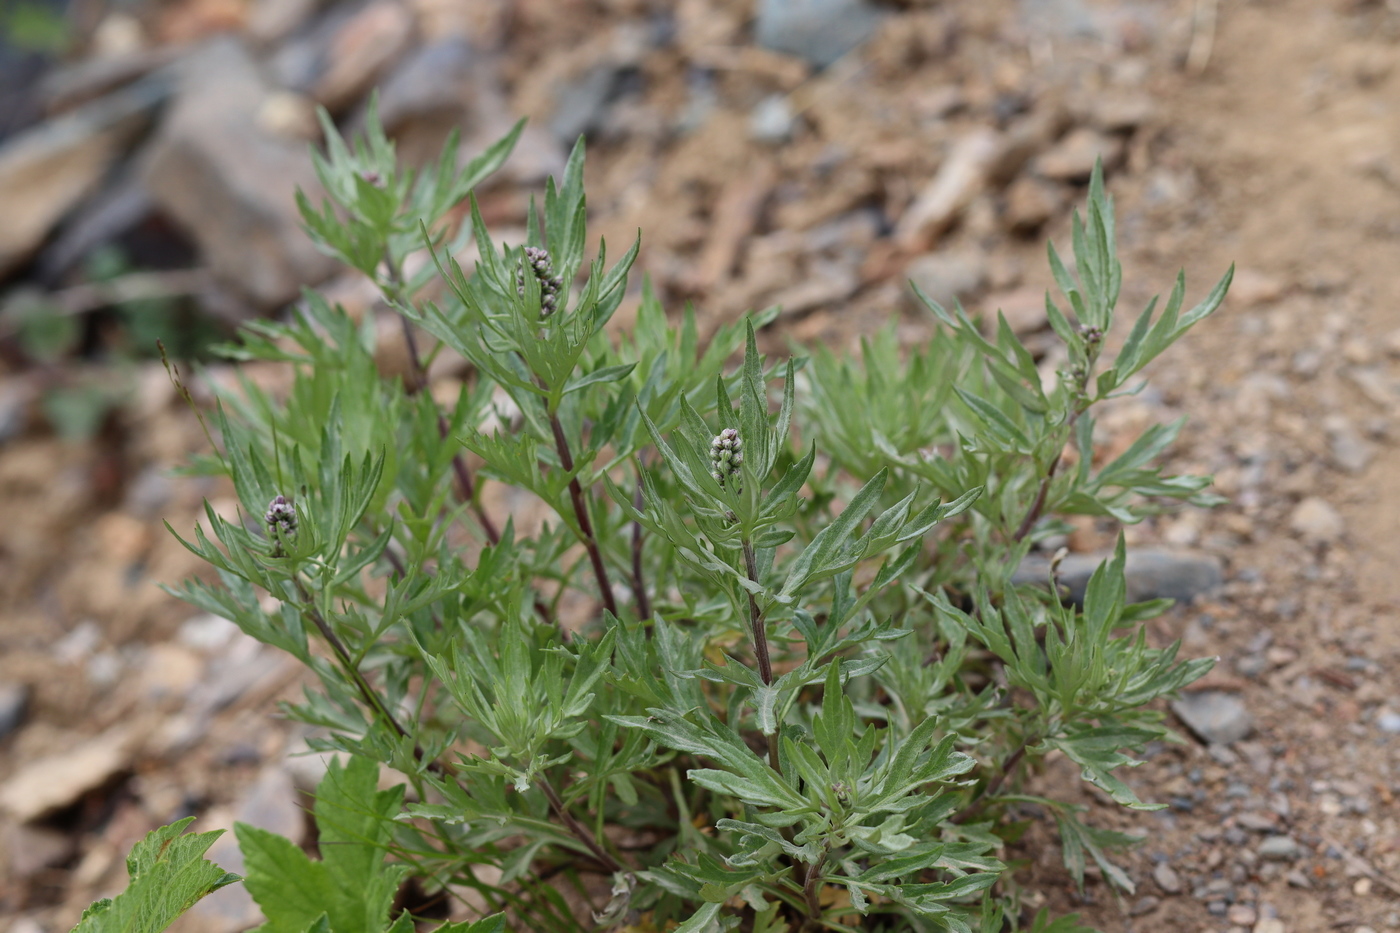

{"left": 1172, "top": 691, "right": 1252, "bottom": 745}
{"left": 895, "top": 128, "right": 1001, "bottom": 250}
{"left": 1152, "top": 861, "right": 1182, "bottom": 894}
{"left": 4, "top": 822, "right": 76, "bottom": 878}
{"left": 141, "top": 38, "right": 336, "bottom": 310}
{"left": 1375, "top": 709, "right": 1400, "bottom": 733}
{"left": 1289, "top": 496, "right": 1344, "bottom": 544}
{"left": 979, "top": 286, "right": 1047, "bottom": 336}
{"left": 1002, "top": 175, "right": 1061, "bottom": 233}
{"left": 550, "top": 63, "right": 633, "bottom": 145}
{"left": 1228, "top": 905, "right": 1259, "bottom": 926}
{"left": 1015, "top": 549, "right": 1223, "bottom": 605}
{"left": 749, "top": 94, "right": 796, "bottom": 144}
{"left": 753, "top": 0, "right": 886, "bottom": 68}
{"left": 904, "top": 250, "right": 988, "bottom": 312}
{"left": 0, "top": 77, "right": 166, "bottom": 276}
{"left": 0, "top": 726, "right": 135, "bottom": 822}
{"left": 1129, "top": 895, "right": 1160, "bottom": 916}
{"left": 0, "top": 681, "right": 28, "bottom": 739}
{"left": 312, "top": 1, "right": 415, "bottom": 112}
{"left": 1033, "top": 127, "right": 1124, "bottom": 182}
{"left": 1257, "top": 835, "right": 1304, "bottom": 862}
{"left": 247, "top": 0, "right": 321, "bottom": 44}
{"left": 1230, "top": 269, "right": 1286, "bottom": 306}
{"left": 1090, "top": 92, "right": 1155, "bottom": 132}
{"left": 1324, "top": 416, "right": 1374, "bottom": 473}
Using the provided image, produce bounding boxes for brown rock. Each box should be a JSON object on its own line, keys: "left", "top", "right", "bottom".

{"left": 4, "top": 823, "right": 76, "bottom": 879}
{"left": 312, "top": 1, "right": 416, "bottom": 112}
{"left": 1090, "top": 92, "right": 1155, "bottom": 132}
{"left": 1230, "top": 268, "right": 1286, "bottom": 306}
{"left": 904, "top": 250, "right": 987, "bottom": 313}
{"left": 0, "top": 79, "right": 165, "bottom": 276}
{"left": 980, "top": 286, "right": 1047, "bottom": 335}
{"left": 1034, "top": 127, "right": 1125, "bottom": 182}
{"left": 142, "top": 38, "right": 336, "bottom": 310}
{"left": 1001, "top": 175, "right": 1062, "bottom": 234}
{"left": 895, "top": 128, "right": 1001, "bottom": 250}
{"left": 0, "top": 726, "right": 135, "bottom": 822}
{"left": 1289, "top": 496, "right": 1344, "bottom": 543}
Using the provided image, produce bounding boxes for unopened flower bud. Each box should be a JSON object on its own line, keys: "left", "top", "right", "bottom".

{"left": 710, "top": 428, "right": 743, "bottom": 487}
{"left": 516, "top": 246, "right": 564, "bottom": 317}
{"left": 264, "top": 495, "right": 298, "bottom": 555}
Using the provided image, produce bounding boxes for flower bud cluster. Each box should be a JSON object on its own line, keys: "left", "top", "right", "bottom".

{"left": 709, "top": 428, "right": 743, "bottom": 487}
{"left": 517, "top": 246, "right": 563, "bottom": 317}
{"left": 265, "top": 494, "right": 298, "bottom": 539}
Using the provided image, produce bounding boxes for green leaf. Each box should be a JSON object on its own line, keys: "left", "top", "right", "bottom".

{"left": 72, "top": 819, "right": 239, "bottom": 933}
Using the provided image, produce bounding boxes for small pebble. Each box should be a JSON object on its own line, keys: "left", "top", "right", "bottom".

{"left": 1375, "top": 709, "right": 1400, "bottom": 734}
{"left": 1254, "top": 921, "right": 1286, "bottom": 933}
{"left": 1153, "top": 861, "right": 1183, "bottom": 894}
{"left": 0, "top": 682, "right": 29, "bottom": 740}
{"left": 1129, "top": 895, "right": 1160, "bottom": 916}
{"left": 1228, "top": 905, "right": 1259, "bottom": 926}
{"left": 1289, "top": 496, "right": 1345, "bottom": 543}
{"left": 1258, "top": 835, "right": 1304, "bottom": 862}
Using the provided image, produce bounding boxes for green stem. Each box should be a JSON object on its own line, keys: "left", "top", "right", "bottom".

{"left": 742, "top": 539, "right": 779, "bottom": 772}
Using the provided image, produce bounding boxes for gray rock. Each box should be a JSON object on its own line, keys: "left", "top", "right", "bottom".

{"left": 904, "top": 250, "right": 988, "bottom": 313}
{"left": 749, "top": 94, "right": 796, "bottom": 144}
{"left": 1326, "top": 419, "right": 1374, "bottom": 473}
{"left": 754, "top": 0, "right": 886, "bottom": 68}
{"left": 1014, "top": 548, "right": 1223, "bottom": 605}
{"left": 1257, "top": 835, "right": 1304, "bottom": 862}
{"left": 0, "top": 681, "right": 29, "bottom": 740}
{"left": 376, "top": 38, "right": 480, "bottom": 134}
{"left": 1376, "top": 709, "right": 1400, "bottom": 734}
{"left": 550, "top": 63, "right": 633, "bottom": 144}
{"left": 1152, "top": 861, "right": 1182, "bottom": 894}
{"left": 1129, "top": 895, "right": 1160, "bottom": 916}
{"left": 141, "top": 38, "right": 336, "bottom": 310}
{"left": 0, "top": 75, "right": 167, "bottom": 276}
{"left": 1172, "top": 691, "right": 1252, "bottom": 745}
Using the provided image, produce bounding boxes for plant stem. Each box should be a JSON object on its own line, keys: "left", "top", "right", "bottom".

{"left": 549, "top": 411, "right": 619, "bottom": 618}
{"left": 293, "top": 575, "right": 445, "bottom": 775}
{"left": 952, "top": 735, "right": 1033, "bottom": 824}
{"left": 1012, "top": 409, "right": 1081, "bottom": 543}
{"left": 537, "top": 775, "right": 625, "bottom": 874}
{"left": 742, "top": 539, "right": 779, "bottom": 772}
{"left": 800, "top": 848, "right": 830, "bottom": 932}
{"left": 630, "top": 463, "right": 651, "bottom": 621}
{"left": 382, "top": 250, "right": 500, "bottom": 545}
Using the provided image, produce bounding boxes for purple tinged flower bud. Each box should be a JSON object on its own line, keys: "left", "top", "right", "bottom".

{"left": 264, "top": 494, "right": 299, "bottom": 557}
{"left": 264, "top": 494, "right": 297, "bottom": 538}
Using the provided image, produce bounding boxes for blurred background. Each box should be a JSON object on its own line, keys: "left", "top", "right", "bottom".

{"left": 2, "top": 0, "right": 1400, "bottom": 931}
